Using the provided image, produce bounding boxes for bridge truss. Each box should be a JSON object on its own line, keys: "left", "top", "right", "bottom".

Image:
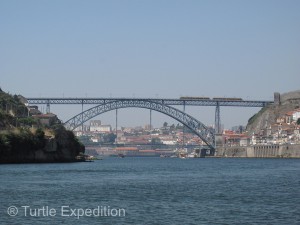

{"left": 63, "top": 99, "right": 215, "bottom": 150}
{"left": 27, "top": 97, "right": 273, "bottom": 107}
{"left": 26, "top": 97, "right": 273, "bottom": 150}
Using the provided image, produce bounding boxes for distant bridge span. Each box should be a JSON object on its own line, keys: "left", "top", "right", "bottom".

{"left": 26, "top": 97, "right": 274, "bottom": 150}
{"left": 26, "top": 97, "right": 273, "bottom": 107}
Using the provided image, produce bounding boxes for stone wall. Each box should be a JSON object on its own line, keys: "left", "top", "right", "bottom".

{"left": 216, "top": 144, "right": 300, "bottom": 158}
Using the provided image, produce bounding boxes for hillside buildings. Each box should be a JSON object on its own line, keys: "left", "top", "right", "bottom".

{"left": 89, "top": 120, "right": 112, "bottom": 133}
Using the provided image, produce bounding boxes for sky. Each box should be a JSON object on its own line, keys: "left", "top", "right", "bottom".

{"left": 1, "top": 0, "right": 300, "bottom": 129}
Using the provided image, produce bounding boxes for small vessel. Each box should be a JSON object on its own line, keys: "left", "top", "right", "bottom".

{"left": 187, "top": 152, "right": 197, "bottom": 158}
{"left": 118, "top": 153, "right": 125, "bottom": 158}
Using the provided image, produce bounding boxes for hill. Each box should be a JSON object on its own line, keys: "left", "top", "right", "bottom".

{"left": 0, "top": 88, "right": 85, "bottom": 163}
{"left": 0, "top": 88, "right": 28, "bottom": 129}
{"left": 246, "top": 90, "right": 300, "bottom": 135}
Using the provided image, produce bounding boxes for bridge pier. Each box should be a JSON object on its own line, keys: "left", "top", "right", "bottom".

{"left": 215, "top": 102, "right": 221, "bottom": 134}
{"left": 150, "top": 109, "right": 152, "bottom": 131}
{"left": 183, "top": 102, "right": 186, "bottom": 148}
{"left": 81, "top": 100, "right": 84, "bottom": 132}
{"left": 46, "top": 100, "right": 50, "bottom": 114}
{"left": 115, "top": 109, "right": 118, "bottom": 144}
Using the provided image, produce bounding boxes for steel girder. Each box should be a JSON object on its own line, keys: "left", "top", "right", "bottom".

{"left": 64, "top": 99, "right": 215, "bottom": 150}
{"left": 27, "top": 98, "right": 273, "bottom": 107}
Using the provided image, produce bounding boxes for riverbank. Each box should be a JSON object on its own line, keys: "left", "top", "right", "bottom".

{"left": 215, "top": 144, "right": 300, "bottom": 158}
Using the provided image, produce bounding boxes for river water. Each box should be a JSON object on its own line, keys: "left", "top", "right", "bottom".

{"left": 0, "top": 157, "right": 299, "bottom": 225}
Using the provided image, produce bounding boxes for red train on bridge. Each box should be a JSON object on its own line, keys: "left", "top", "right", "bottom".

{"left": 212, "top": 97, "right": 243, "bottom": 101}
{"left": 179, "top": 96, "right": 210, "bottom": 100}
{"left": 180, "top": 96, "right": 243, "bottom": 101}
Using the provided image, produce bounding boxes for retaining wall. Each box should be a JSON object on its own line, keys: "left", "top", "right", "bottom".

{"left": 216, "top": 144, "right": 300, "bottom": 158}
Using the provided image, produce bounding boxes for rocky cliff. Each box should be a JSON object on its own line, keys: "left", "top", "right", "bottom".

{"left": 246, "top": 90, "right": 300, "bottom": 134}
{"left": 0, "top": 89, "right": 85, "bottom": 163}
{"left": 0, "top": 126, "right": 85, "bottom": 163}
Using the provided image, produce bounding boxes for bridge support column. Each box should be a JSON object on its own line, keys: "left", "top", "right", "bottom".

{"left": 150, "top": 109, "right": 152, "bottom": 131}
{"left": 150, "top": 109, "right": 152, "bottom": 149}
{"left": 183, "top": 102, "right": 186, "bottom": 148}
{"left": 115, "top": 109, "right": 118, "bottom": 144}
{"left": 215, "top": 102, "right": 221, "bottom": 134}
{"left": 46, "top": 101, "right": 50, "bottom": 114}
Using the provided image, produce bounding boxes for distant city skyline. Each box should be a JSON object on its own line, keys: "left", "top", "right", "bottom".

{"left": 1, "top": 0, "right": 299, "bottom": 128}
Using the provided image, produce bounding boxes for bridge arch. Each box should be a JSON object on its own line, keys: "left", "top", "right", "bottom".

{"left": 64, "top": 99, "right": 215, "bottom": 150}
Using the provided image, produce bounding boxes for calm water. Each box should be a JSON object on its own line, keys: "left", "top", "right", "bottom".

{"left": 0, "top": 158, "right": 299, "bottom": 225}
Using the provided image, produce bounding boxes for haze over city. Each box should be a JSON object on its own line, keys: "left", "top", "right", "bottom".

{"left": 1, "top": 0, "right": 299, "bottom": 128}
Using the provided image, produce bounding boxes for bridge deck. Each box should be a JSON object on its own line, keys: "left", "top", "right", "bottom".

{"left": 27, "top": 98, "right": 273, "bottom": 107}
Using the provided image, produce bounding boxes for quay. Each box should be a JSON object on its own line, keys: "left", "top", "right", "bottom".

{"left": 215, "top": 144, "right": 300, "bottom": 158}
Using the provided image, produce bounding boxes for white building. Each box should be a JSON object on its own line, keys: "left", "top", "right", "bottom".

{"left": 91, "top": 137, "right": 100, "bottom": 143}
{"left": 98, "top": 125, "right": 112, "bottom": 133}
{"left": 90, "top": 120, "right": 112, "bottom": 133}
{"left": 292, "top": 110, "right": 300, "bottom": 122}
{"left": 74, "top": 124, "right": 90, "bottom": 132}
{"left": 90, "top": 120, "right": 102, "bottom": 132}
{"left": 161, "top": 140, "right": 177, "bottom": 145}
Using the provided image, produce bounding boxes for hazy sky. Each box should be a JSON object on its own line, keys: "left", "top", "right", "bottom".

{"left": 1, "top": 0, "right": 299, "bottom": 128}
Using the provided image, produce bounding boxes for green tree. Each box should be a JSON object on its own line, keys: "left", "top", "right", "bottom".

{"left": 103, "top": 133, "right": 116, "bottom": 143}
{"left": 17, "top": 117, "right": 37, "bottom": 127}
{"left": 297, "top": 118, "right": 300, "bottom": 125}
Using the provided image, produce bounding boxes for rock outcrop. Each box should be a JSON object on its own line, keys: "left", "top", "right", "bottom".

{"left": 0, "top": 89, "right": 85, "bottom": 163}
{"left": 0, "top": 126, "right": 85, "bottom": 163}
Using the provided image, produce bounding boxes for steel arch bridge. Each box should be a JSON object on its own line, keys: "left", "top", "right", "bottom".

{"left": 64, "top": 99, "right": 215, "bottom": 150}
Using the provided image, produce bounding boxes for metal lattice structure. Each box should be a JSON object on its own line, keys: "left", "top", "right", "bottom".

{"left": 27, "top": 97, "right": 274, "bottom": 151}
{"left": 215, "top": 102, "right": 221, "bottom": 134}
{"left": 64, "top": 100, "right": 215, "bottom": 150}
{"left": 27, "top": 97, "right": 273, "bottom": 107}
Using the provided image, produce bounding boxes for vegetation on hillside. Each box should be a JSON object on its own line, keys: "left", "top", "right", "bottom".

{"left": 0, "top": 88, "right": 35, "bottom": 129}
{"left": 247, "top": 107, "right": 268, "bottom": 126}
{"left": 0, "top": 88, "right": 85, "bottom": 163}
{"left": 0, "top": 88, "right": 28, "bottom": 117}
{"left": 52, "top": 124, "right": 85, "bottom": 151}
{"left": 0, "top": 128, "right": 46, "bottom": 153}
